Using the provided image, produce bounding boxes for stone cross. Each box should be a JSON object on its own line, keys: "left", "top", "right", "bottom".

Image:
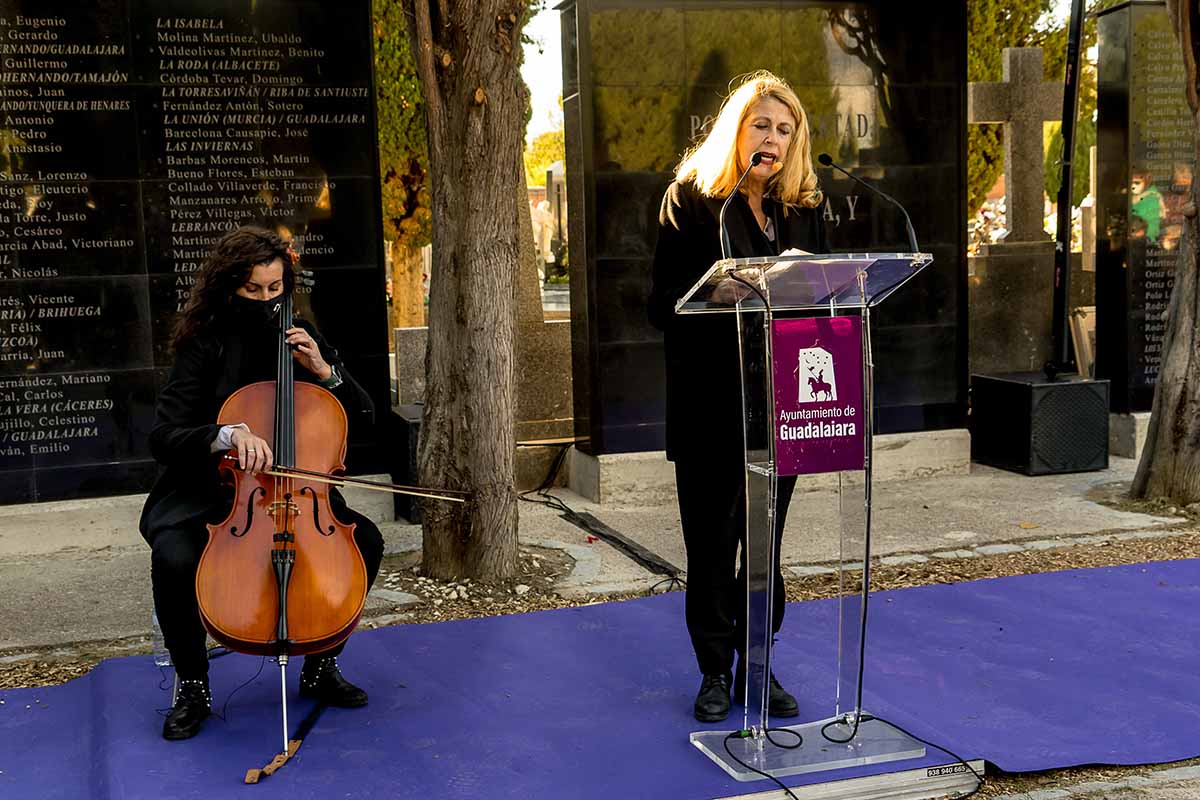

{"left": 969, "top": 47, "right": 1064, "bottom": 243}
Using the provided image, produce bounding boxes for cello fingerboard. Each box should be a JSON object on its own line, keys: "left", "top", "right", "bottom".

{"left": 274, "top": 292, "right": 296, "bottom": 469}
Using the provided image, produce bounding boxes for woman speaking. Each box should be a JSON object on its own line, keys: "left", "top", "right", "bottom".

{"left": 647, "top": 71, "right": 827, "bottom": 723}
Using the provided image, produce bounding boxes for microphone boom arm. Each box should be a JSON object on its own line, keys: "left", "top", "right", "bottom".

{"left": 719, "top": 152, "right": 763, "bottom": 260}
{"left": 818, "top": 154, "right": 920, "bottom": 254}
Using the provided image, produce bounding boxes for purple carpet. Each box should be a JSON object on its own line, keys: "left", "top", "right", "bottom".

{"left": 3, "top": 560, "right": 1199, "bottom": 799}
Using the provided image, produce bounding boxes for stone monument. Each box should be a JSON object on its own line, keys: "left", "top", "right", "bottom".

{"left": 0, "top": 1, "right": 389, "bottom": 505}
{"left": 967, "top": 47, "right": 1094, "bottom": 376}
{"left": 1096, "top": 1, "right": 1195, "bottom": 458}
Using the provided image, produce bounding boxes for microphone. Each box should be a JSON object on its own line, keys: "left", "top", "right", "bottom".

{"left": 719, "top": 151, "right": 763, "bottom": 260}
{"left": 817, "top": 153, "right": 919, "bottom": 254}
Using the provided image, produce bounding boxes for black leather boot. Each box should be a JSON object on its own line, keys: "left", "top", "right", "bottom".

{"left": 734, "top": 666, "right": 800, "bottom": 718}
{"left": 299, "top": 656, "right": 368, "bottom": 708}
{"left": 693, "top": 672, "right": 732, "bottom": 722}
{"left": 162, "top": 677, "right": 211, "bottom": 741}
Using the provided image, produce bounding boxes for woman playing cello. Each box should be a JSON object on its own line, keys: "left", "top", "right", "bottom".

{"left": 139, "top": 225, "right": 384, "bottom": 741}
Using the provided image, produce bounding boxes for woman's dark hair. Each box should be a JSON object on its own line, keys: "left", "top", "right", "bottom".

{"left": 173, "top": 225, "right": 295, "bottom": 348}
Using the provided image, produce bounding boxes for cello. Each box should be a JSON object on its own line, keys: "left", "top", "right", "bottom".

{"left": 195, "top": 279, "right": 364, "bottom": 758}
{"left": 193, "top": 273, "right": 466, "bottom": 773}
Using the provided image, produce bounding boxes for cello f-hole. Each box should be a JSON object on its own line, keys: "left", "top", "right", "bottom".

{"left": 300, "top": 486, "right": 334, "bottom": 536}
{"left": 230, "top": 486, "right": 266, "bottom": 537}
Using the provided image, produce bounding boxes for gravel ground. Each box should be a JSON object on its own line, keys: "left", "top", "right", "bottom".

{"left": 366, "top": 544, "right": 590, "bottom": 625}
{"left": 974, "top": 759, "right": 1200, "bottom": 799}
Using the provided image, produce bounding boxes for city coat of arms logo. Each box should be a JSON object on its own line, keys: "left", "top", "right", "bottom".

{"left": 795, "top": 345, "right": 837, "bottom": 404}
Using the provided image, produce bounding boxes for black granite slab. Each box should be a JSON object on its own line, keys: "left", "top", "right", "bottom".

{"left": 1096, "top": 1, "right": 1191, "bottom": 413}
{"left": 0, "top": 0, "right": 386, "bottom": 504}
{"left": 0, "top": 277, "right": 153, "bottom": 375}
{"left": 563, "top": 0, "right": 967, "bottom": 454}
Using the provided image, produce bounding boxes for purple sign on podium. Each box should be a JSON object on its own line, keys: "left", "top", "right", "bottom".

{"left": 771, "top": 316, "right": 865, "bottom": 476}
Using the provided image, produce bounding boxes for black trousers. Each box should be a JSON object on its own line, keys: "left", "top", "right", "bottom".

{"left": 149, "top": 507, "right": 384, "bottom": 679}
{"left": 674, "top": 456, "right": 797, "bottom": 677}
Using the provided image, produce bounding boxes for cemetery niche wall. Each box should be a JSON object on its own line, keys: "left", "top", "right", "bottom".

{"left": 1096, "top": 0, "right": 1195, "bottom": 414}
{"left": 559, "top": 0, "right": 967, "bottom": 457}
{"left": 0, "top": 0, "right": 388, "bottom": 505}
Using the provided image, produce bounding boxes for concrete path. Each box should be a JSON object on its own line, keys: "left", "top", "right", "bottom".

{"left": 521, "top": 455, "right": 1178, "bottom": 583}
{"left": 0, "top": 455, "right": 1177, "bottom": 654}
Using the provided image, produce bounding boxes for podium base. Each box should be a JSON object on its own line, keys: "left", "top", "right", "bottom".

{"left": 689, "top": 712, "right": 926, "bottom": 782}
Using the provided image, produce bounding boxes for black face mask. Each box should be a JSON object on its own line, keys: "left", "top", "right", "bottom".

{"left": 228, "top": 294, "right": 284, "bottom": 328}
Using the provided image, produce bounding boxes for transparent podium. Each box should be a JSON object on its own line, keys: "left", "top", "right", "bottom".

{"left": 678, "top": 252, "right": 934, "bottom": 781}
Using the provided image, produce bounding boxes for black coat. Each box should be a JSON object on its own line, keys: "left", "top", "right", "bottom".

{"left": 138, "top": 316, "right": 374, "bottom": 541}
{"left": 647, "top": 180, "right": 827, "bottom": 462}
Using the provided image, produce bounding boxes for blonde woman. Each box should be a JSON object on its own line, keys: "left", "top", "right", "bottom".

{"left": 647, "top": 71, "right": 827, "bottom": 723}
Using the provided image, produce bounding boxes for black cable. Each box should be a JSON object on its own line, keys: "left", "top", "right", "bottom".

{"left": 764, "top": 727, "right": 803, "bottom": 750}
{"left": 649, "top": 575, "right": 686, "bottom": 593}
{"left": 562, "top": 509, "right": 683, "bottom": 579}
{"left": 155, "top": 654, "right": 266, "bottom": 721}
{"left": 861, "top": 713, "right": 983, "bottom": 799}
{"left": 820, "top": 715, "right": 855, "bottom": 742}
{"left": 210, "top": 655, "right": 267, "bottom": 723}
{"left": 728, "top": 271, "right": 772, "bottom": 311}
{"left": 155, "top": 645, "right": 251, "bottom": 714}
{"left": 724, "top": 717, "right": 979, "bottom": 800}
{"left": 721, "top": 730, "right": 802, "bottom": 800}
{"left": 516, "top": 442, "right": 573, "bottom": 514}
{"left": 820, "top": 712, "right": 982, "bottom": 799}
{"left": 517, "top": 441, "right": 685, "bottom": 587}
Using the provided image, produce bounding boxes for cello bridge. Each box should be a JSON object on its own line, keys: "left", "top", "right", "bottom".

{"left": 268, "top": 500, "right": 301, "bottom": 517}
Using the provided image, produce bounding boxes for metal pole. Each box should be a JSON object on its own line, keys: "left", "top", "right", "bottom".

{"left": 279, "top": 656, "right": 289, "bottom": 755}
{"left": 1049, "top": 0, "right": 1087, "bottom": 377}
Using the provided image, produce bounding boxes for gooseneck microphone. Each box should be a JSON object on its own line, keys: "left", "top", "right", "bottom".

{"left": 719, "top": 151, "right": 763, "bottom": 260}
{"left": 817, "top": 153, "right": 919, "bottom": 254}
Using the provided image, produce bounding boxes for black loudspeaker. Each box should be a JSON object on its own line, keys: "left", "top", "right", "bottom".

{"left": 389, "top": 403, "right": 423, "bottom": 523}
{"left": 970, "top": 372, "right": 1110, "bottom": 475}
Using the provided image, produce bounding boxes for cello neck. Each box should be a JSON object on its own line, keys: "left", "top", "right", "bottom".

{"left": 274, "top": 291, "right": 295, "bottom": 469}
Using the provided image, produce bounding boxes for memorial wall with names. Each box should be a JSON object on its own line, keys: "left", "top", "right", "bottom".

{"left": 560, "top": 0, "right": 967, "bottom": 456}
{"left": 1096, "top": 1, "right": 1194, "bottom": 413}
{"left": 0, "top": 0, "right": 388, "bottom": 504}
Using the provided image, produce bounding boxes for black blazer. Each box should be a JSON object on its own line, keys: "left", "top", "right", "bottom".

{"left": 138, "top": 316, "right": 374, "bottom": 541}
{"left": 647, "top": 179, "right": 827, "bottom": 462}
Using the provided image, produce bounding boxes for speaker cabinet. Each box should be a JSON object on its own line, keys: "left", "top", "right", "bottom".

{"left": 970, "top": 373, "right": 1110, "bottom": 475}
{"left": 388, "top": 403, "right": 423, "bottom": 523}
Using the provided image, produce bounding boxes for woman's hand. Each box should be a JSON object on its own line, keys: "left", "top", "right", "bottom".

{"left": 230, "top": 427, "right": 274, "bottom": 474}
{"left": 285, "top": 327, "right": 333, "bottom": 381}
{"left": 711, "top": 268, "right": 762, "bottom": 304}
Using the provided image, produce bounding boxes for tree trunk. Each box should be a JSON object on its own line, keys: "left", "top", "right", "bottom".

{"left": 405, "top": 1, "right": 526, "bottom": 578}
{"left": 1132, "top": 0, "right": 1200, "bottom": 502}
{"left": 390, "top": 240, "right": 426, "bottom": 329}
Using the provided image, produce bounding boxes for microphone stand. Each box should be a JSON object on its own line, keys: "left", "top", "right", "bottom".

{"left": 720, "top": 152, "right": 764, "bottom": 260}
{"left": 817, "top": 154, "right": 919, "bottom": 254}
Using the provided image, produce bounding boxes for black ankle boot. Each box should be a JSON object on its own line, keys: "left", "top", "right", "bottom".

{"left": 693, "top": 672, "right": 731, "bottom": 723}
{"left": 162, "top": 677, "right": 211, "bottom": 741}
{"left": 299, "top": 657, "right": 368, "bottom": 708}
{"left": 734, "top": 667, "right": 800, "bottom": 718}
